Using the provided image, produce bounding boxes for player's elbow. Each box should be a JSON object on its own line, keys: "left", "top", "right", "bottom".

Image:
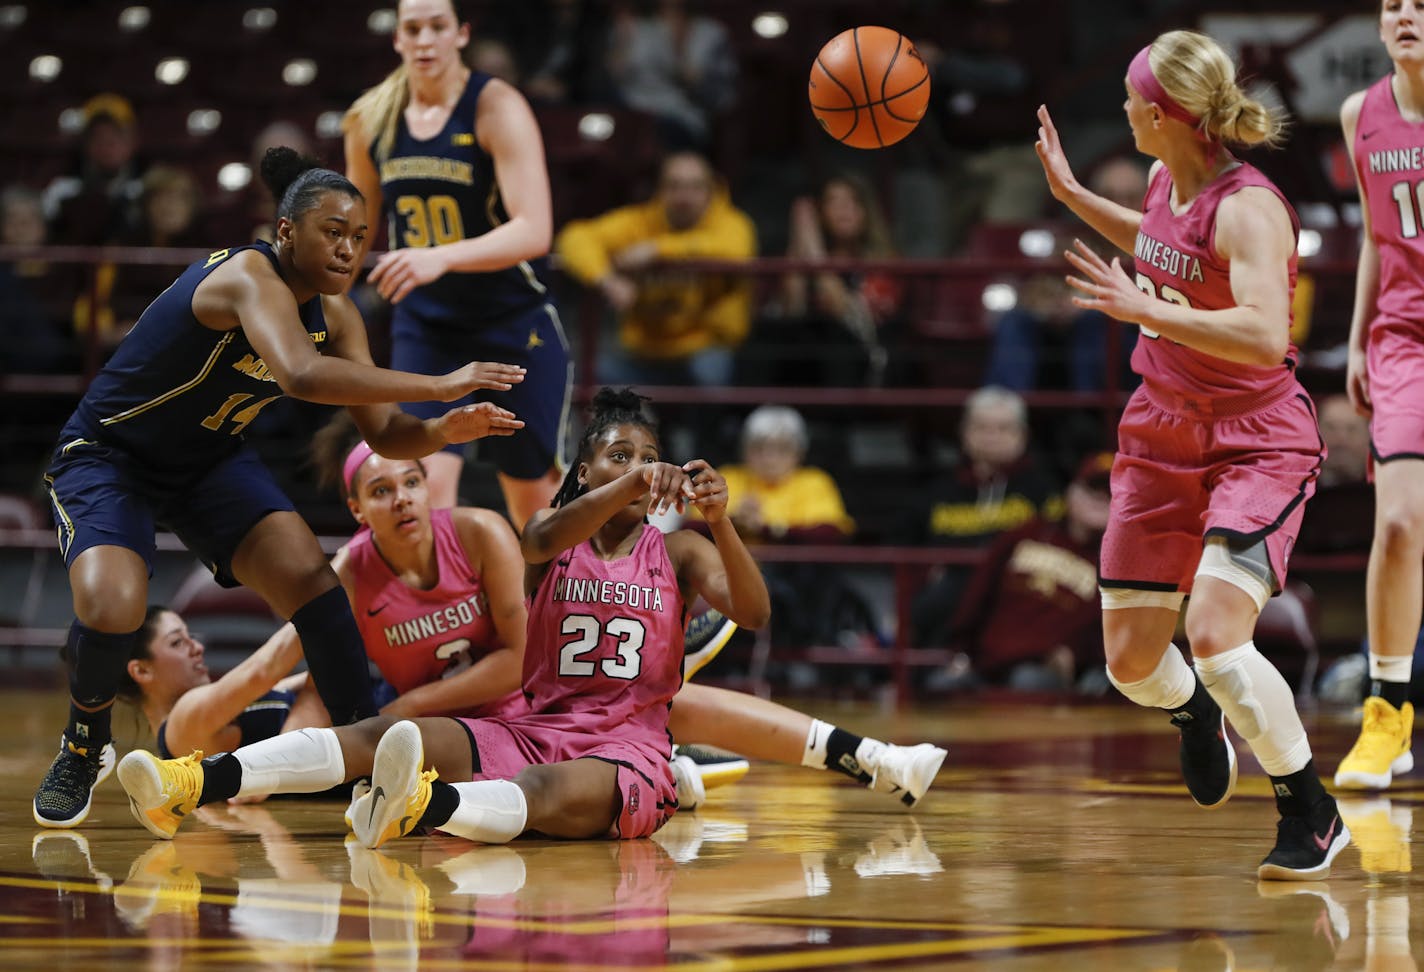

{"left": 277, "top": 362, "right": 324, "bottom": 401}
{"left": 1251, "top": 327, "right": 1291, "bottom": 367}
{"left": 734, "top": 597, "right": 772, "bottom": 631}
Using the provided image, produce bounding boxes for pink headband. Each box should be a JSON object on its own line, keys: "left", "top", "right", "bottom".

{"left": 342, "top": 441, "right": 375, "bottom": 494}
{"left": 1127, "top": 45, "right": 1200, "bottom": 127}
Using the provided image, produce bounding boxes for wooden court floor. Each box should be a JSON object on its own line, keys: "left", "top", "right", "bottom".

{"left": 0, "top": 691, "right": 1416, "bottom": 970}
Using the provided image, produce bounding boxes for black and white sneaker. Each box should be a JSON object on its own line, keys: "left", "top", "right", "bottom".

{"left": 33, "top": 735, "right": 115, "bottom": 828}
{"left": 1172, "top": 706, "right": 1237, "bottom": 808}
{"left": 682, "top": 609, "right": 738, "bottom": 680}
{"left": 1258, "top": 798, "right": 1352, "bottom": 881}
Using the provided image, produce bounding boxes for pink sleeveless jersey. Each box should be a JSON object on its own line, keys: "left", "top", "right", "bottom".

{"left": 522, "top": 523, "right": 685, "bottom": 752}
{"left": 347, "top": 508, "right": 524, "bottom": 718}
{"left": 1355, "top": 74, "right": 1424, "bottom": 330}
{"left": 1132, "top": 160, "right": 1300, "bottom": 399}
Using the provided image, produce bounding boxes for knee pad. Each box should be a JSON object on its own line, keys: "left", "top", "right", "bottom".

{"left": 1194, "top": 643, "right": 1269, "bottom": 738}
{"left": 1106, "top": 643, "right": 1195, "bottom": 710}
{"left": 1195, "top": 537, "right": 1274, "bottom": 611}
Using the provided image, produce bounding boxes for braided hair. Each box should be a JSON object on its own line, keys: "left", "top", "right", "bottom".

{"left": 551, "top": 388, "right": 659, "bottom": 508}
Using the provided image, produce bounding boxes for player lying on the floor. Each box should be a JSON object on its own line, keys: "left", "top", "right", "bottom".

{"left": 118, "top": 391, "right": 946, "bottom": 844}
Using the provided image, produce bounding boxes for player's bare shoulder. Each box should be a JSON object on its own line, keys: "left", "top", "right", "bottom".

{"left": 1215, "top": 185, "right": 1294, "bottom": 261}
{"left": 191, "top": 247, "right": 283, "bottom": 330}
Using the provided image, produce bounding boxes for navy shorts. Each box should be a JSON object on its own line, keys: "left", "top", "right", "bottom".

{"left": 390, "top": 301, "right": 572, "bottom": 480}
{"left": 43, "top": 439, "right": 296, "bottom": 588}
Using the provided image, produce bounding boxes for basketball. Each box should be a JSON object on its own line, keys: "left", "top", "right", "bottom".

{"left": 809, "top": 26, "right": 931, "bottom": 149}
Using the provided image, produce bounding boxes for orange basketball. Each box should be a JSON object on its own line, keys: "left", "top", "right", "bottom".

{"left": 809, "top": 26, "right": 930, "bottom": 149}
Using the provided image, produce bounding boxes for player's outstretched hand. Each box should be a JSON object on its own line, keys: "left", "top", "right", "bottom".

{"left": 1034, "top": 105, "right": 1081, "bottom": 204}
{"left": 369, "top": 247, "right": 449, "bottom": 304}
{"left": 439, "top": 362, "right": 526, "bottom": 401}
{"left": 639, "top": 461, "right": 695, "bottom": 517}
{"left": 1064, "top": 239, "right": 1151, "bottom": 323}
{"left": 682, "top": 459, "right": 729, "bottom": 524}
{"left": 437, "top": 402, "right": 524, "bottom": 444}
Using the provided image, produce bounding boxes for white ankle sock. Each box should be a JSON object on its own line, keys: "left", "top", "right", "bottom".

{"left": 441, "top": 780, "right": 528, "bottom": 844}
{"left": 1369, "top": 652, "right": 1413, "bottom": 683}
{"left": 1107, "top": 644, "right": 1196, "bottom": 710}
{"left": 1196, "top": 641, "right": 1312, "bottom": 776}
{"left": 233, "top": 727, "right": 345, "bottom": 799}
{"left": 801, "top": 719, "right": 835, "bottom": 769}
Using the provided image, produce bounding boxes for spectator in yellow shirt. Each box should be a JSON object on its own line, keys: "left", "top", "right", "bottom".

{"left": 721, "top": 405, "right": 854, "bottom": 541}
{"left": 714, "top": 405, "right": 869, "bottom": 652}
{"left": 556, "top": 151, "right": 756, "bottom": 387}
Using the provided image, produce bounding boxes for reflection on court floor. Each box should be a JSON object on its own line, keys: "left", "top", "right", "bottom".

{"left": 0, "top": 698, "right": 1416, "bottom": 970}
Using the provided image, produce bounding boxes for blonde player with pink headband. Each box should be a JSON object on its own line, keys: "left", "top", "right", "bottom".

{"left": 1036, "top": 29, "right": 1349, "bottom": 879}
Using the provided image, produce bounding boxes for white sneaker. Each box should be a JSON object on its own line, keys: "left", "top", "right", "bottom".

{"left": 670, "top": 753, "right": 706, "bottom": 810}
{"left": 870, "top": 743, "right": 947, "bottom": 809}
{"left": 353, "top": 721, "right": 437, "bottom": 850}
{"left": 344, "top": 778, "right": 372, "bottom": 831}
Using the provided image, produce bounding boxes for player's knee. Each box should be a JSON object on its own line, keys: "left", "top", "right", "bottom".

{"left": 1376, "top": 504, "right": 1424, "bottom": 556}
{"left": 72, "top": 585, "right": 146, "bottom": 633}
{"left": 1183, "top": 606, "right": 1244, "bottom": 659}
{"left": 1102, "top": 633, "right": 1160, "bottom": 684}
{"left": 344, "top": 716, "right": 398, "bottom": 762}
{"left": 511, "top": 765, "right": 557, "bottom": 819}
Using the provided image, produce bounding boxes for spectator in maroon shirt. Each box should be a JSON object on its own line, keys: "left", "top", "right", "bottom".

{"left": 927, "top": 451, "right": 1112, "bottom": 694}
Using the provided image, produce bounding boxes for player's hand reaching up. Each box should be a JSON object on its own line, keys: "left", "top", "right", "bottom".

{"left": 437, "top": 402, "right": 525, "bottom": 444}
{"left": 1034, "top": 105, "right": 1082, "bottom": 204}
{"left": 639, "top": 462, "right": 696, "bottom": 517}
{"left": 438, "top": 362, "right": 526, "bottom": 401}
{"left": 682, "top": 459, "right": 729, "bottom": 524}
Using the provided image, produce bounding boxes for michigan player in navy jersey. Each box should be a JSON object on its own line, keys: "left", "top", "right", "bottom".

{"left": 343, "top": 0, "right": 570, "bottom": 529}
{"left": 34, "top": 147, "right": 527, "bottom": 828}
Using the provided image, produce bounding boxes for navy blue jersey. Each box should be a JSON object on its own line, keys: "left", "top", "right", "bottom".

{"left": 375, "top": 70, "right": 549, "bottom": 328}
{"left": 155, "top": 688, "right": 296, "bottom": 759}
{"left": 62, "top": 242, "right": 328, "bottom": 473}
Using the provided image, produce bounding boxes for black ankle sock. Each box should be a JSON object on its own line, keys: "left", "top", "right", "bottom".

{"left": 825, "top": 728, "right": 872, "bottom": 785}
{"left": 1168, "top": 678, "right": 1217, "bottom": 723}
{"left": 198, "top": 753, "right": 242, "bottom": 806}
{"left": 1372, "top": 679, "right": 1411, "bottom": 709}
{"left": 1269, "top": 760, "right": 1329, "bottom": 819}
{"left": 419, "top": 780, "right": 459, "bottom": 830}
{"left": 66, "top": 702, "right": 113, "bottom": 753}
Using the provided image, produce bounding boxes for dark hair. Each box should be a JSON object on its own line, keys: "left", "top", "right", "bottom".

{"left": 107, "top": 605, "right": 171, "bottom": 705}
{"left": 551, "top": 388, "right": 659, "bottom": 508}
{"left": 259, "top": 145, "right": 362, "bottom": 222}
{"left": 310, "top": 411, "right": 365, "bottom": 499}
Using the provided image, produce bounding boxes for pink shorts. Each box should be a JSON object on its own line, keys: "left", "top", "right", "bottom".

{"left": 1099, "top": 382, "right": 1323, "bottom": 594}
{"left": 455, "top": 715, "right": 677, "bottom": 839}
{"left": 1366, "top": 319, "right": 1424, "bottom": 464}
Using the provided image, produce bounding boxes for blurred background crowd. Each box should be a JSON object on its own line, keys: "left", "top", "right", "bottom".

{"left": 0, "top": 0, "right": 1388, "bottom": 701}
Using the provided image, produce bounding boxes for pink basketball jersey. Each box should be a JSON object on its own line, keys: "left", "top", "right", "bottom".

{"left": 1354, "top": 74, "right": 1424, "bottom": 330}
{"left": 348, "top": 508, "right": 523, "bottom": 717}
{"left": 523, "top": 524, "right": 685, "bottom": 752}
{"left": 1131, "top": 160, "right": 1300, "bottom": 399}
